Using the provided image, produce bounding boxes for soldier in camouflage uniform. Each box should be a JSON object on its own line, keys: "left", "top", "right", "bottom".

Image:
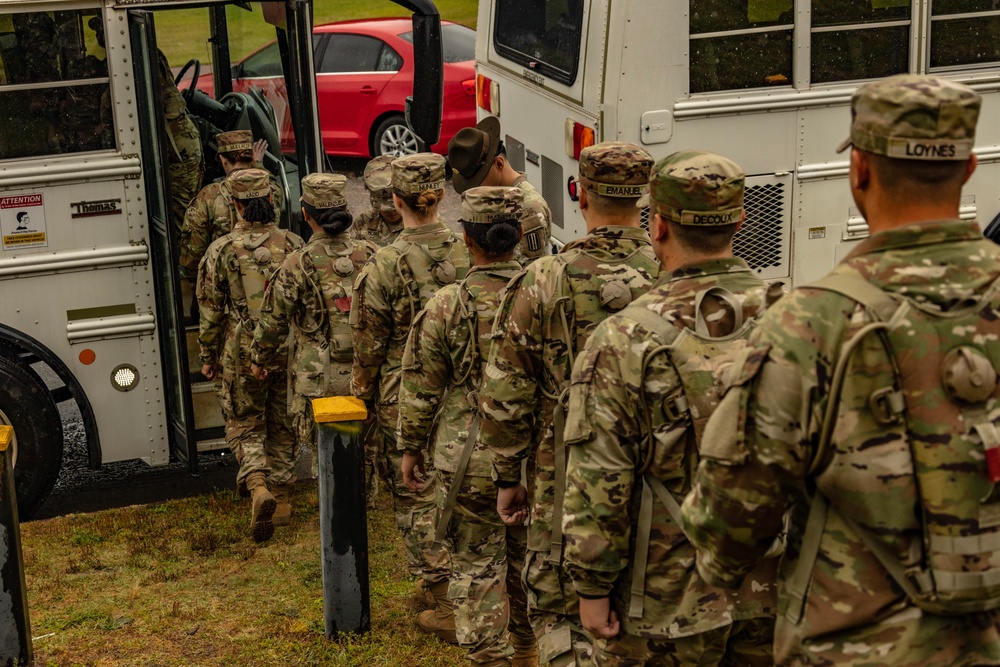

{"left": 398, "top": 186, "right": 538, "bottom": 667}
{"left": 180, "top": 130, "right": 284, "bottom": 280}
{"left": 250, "top": 173, "right": 374, "bottom": 525}
{"left": 157, "top": 49, "right": 203, "bottom": 227}
{"left": 351, "top": 155, "right": 405, "bottom": 246}
{"left": 197, "top": 169, "right": 303, "bottom": 544}
{"left": 351, "top": 153, "right": 470, "bottom": 639}
{"left": 449, "top": 116, "right": 552, "bottom": 264}
{"left": 478, "top": 142, "right": 660, "bottom": 667}
{"left": 682, "top": 74, "right": 1000, "bottom": 666}
{"left": 562, "top": 150, "right": 778, "bottom": 666}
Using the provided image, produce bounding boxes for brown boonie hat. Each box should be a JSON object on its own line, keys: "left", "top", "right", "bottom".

{"left": 579, "top": 142, "right": 654, "bottom": 198}
{"left": 217, "top": 130, "right": 253, "bottom": 154}
{"left": 835, "top": 74, "right": 981, "bottom": 161}
{"left": 392, "top": 153, "right": 446, "bottom": 194}
{"left": 301, "top": 173, "right": 347, "bottom": 209}
{"left": 364, "top": 156, "right": 396, "bottom": 212}
{"left": 227, "top": 168, "right": 271, "bottom": 200}
{"left": 448, "top": 116, "right": 501, "bottom": 194}
{"left": 644, "top": 150, "right": 744, "bottom": 226}
{"left": 460, "top": 186, "right": 523, "bottom": 225}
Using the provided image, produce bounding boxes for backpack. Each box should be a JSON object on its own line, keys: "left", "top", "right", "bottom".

{"left": 224, "top": 227, "right": 298, "bottom": 328}
{"left": 616, "top": 285, "right": 769, "bottom": 618}
{"left": 786, "top": 271, "right": 1000, "bottom": 618}
{"left": 394, "top": 235, "right": 471, "bottom": 335}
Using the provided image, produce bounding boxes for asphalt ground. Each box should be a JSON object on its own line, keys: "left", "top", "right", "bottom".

{"left": 30, "top": 155, "right": 463, "bottom": 521}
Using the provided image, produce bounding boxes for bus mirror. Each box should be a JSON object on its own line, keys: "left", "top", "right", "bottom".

{"left": 261, "top": 2, "right": 285, "bottom": 29}
{"left": 393, "top": 2, "right": 443, "bottom": 147}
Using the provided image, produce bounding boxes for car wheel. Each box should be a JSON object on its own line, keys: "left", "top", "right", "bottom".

{"left": 373, "top": 115, "right": 424, "bottom": 157}
{"left": 0, "top": 353, "right": 63, "bottom": 519}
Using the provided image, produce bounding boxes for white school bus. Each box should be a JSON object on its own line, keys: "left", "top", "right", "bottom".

{"left": 473, "top": 0, "right": 1000, "bottom": 283}
{"left": 0, "top": 0, "right": 444, "bottom": 517}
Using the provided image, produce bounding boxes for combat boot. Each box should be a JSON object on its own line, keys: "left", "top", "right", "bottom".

{"left": 510, "top": 630, "right": 539, "bottom": 667}
{"left": 271, "top": 484, "right": 293, "bottom": 527}
{"left": 415, "top": 580, "right": 457, "bottom": 644}
{"left": 413, "top": 579, "right": 436, "bottom": 609}
{"left": 246, "top": 472, "right": 276, "bottom": 543}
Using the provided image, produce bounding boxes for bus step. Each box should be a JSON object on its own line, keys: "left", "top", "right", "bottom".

{"left": 196, "top": 437, "right": 227, "bottom": 453}
{"left": 191, "top": 381, "right": 225, "bottom": 430}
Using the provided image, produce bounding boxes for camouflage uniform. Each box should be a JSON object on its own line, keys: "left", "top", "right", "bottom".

{"left": 682, "top": 75, "right": 1000, "bottom": 666}
{"left": 351, "top": 153, "right": 470, "bottom": 586}
{"left": 448, "top": 117, "right": 552, "bottom": 264}
{"left": 251, "top": 173, "right": 373, "bottom": 456}
{"left": 563, "top": 151, "right": 777, "bottom": 666}
{"left": 197, "top": 169, "right": 303, "bottom": 492}
{"left": 398, "top": 187, "right": 535, "bottom": 665}
{"left": 158, "top": 50, "right": 203, "bottom": 227}
{"left": 351, "top": 155, "right": 404, "bottom": 247}
{"left": 179, "top": 130, "right": 285, "bottom": 280}
{"left": 478, "top": 143, "right": 660, "bottom": 666}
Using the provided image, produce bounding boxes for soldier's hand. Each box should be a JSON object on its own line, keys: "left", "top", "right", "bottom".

{"left": 497, "top": 484, "right": 528, "bottom": 526}
{"left": 250, "top": 363, "right": 268, "bottom": 381}
{"left": 579, "top": 597, "right": 620, "bottom": 640}
{"left": 201, "top": 363, "right": 218, "bottom": 381}
{"left": 402, "top": 450, "right": 426, "bottom": 491}
{"left": 253, "top": 139, "right": 268, "bottom": 163}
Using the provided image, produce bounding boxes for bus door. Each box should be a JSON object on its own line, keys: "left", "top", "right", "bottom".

{"left": 128, "top": 9, "right": 199, "bottom": 472}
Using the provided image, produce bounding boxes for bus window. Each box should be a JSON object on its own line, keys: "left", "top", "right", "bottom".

{"left": 810, "top": 0, "right": 910, "bottom": 84}
{"left": 0, "top": 9, "right": 114, "bottom": 159}
{"left": 494, "top": 0, "right": 584, "bottom": 86}
{"left": 930, "top": 2, "right": 1000, "bottom": 70}
{"left": 689, "top": 0, "right": 793, "bottom": 94}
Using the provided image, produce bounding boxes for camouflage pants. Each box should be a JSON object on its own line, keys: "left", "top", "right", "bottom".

{"left": 222, "top": 351, "right": 296, "bottom": 488}
{"left": 293, "top": 361, "right": 354, "bottom": 478}
{"left": 438, "top": 472, "right": 535, "bottom": 665}
{"left": 167, "top": 114, "right": 203, "bottom": 228}
{"left": 524, "top": 549, "right": 595, "bottom": 667}
{"left": 377, "top": 401, "right": 449, "bottom": 585}
{"left": 593, "top": 617, "right": 775, "bottom": 667}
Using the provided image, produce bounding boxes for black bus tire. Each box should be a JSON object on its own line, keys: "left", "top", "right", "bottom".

{"left": 0, "top": 353, "right": 63, "bottom": 519}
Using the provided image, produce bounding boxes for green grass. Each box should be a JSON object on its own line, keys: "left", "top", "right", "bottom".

{"left": 22, "top": 484, "right": 467, "bottom": 666}
{"left": 155, "top": 0, "right": 480, "bottom": 68}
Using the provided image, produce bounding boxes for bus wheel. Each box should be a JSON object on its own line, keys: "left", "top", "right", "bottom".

{"left": 373, "top": 115, "right": 424, "bottom": 157}
{"left": 0, "top": 353, "right": 63, "bottom": 519}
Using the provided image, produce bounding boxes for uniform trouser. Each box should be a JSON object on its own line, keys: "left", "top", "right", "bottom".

{"left": 438, "top": 472, "right": 535, "bottom": 665}
{"left": 524, "top": 549, "right": 595, "bottom": 667}
{"left": 377, "top": 401, "right": 449, "bottom": 585}
{"left": 167, "top": 115, "right": 203, "bottom": 228}
{"left": 592, "top": 617, "right": 775, "bottom": 667}
{"left": 222, "top": 352, "right": 296, "bottom": 488}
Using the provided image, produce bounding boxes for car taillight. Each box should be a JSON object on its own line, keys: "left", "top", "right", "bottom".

{"left": 565, "top": 119, "right": 595, "bottom": 160}
{"left": 462, "top": 79, "right": 476, "bottom": 96}
{"left": 477, "top": 74, "right": 499, "bottom": 114}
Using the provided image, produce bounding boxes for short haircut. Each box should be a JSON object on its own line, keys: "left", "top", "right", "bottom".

{"left": 665, "top": 218, "right": 739, "bottom": 255}
{"left": 586, "top": 190, "right": 642, "bottom": 217}
{"left": 867, "top": 152, "right": 968, "bottom": 199}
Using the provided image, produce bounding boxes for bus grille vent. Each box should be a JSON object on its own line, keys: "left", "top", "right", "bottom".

{"left": 735, "top": 181, "right": 787, "bottom": 276}
{"left": 541, "top": 155, "right": 564, "bottom": 229}
{"left": 505, "top": 135, "right": 526, "bottom": 173}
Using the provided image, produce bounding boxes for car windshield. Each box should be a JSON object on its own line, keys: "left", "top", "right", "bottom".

{"left": 400, "top": 23, "right": 475, "bottom": 63}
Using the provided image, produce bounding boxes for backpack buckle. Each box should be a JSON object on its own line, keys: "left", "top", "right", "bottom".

{"left": 662, "top": 395, "right": 689, "bottom": 422}
{"left": 869, "top": 386, "right": 905, "bottom": 425}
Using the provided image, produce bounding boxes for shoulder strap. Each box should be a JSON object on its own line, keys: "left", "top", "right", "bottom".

{"left": 433, "top": 417, "right": 481, "bottom": 547}
{"left": 808, "top": 272, "right": 901, "bottom": 322}
{"left": 627, "top": 472, "right": 685, "bottom": 619}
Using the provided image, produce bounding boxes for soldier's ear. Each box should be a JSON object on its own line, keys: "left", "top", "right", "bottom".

{"left": 579, "top": 187, "right": 589, "bottom": 211}
{"left": 651, "top": 212, "right": 669, "bottom": 242}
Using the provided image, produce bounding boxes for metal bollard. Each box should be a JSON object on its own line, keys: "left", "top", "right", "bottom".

{"left": 0, "top": 425, "right": 33, "bottom": 667}
{"left": 313, "top": 396, "right": 370, "bottom": 638}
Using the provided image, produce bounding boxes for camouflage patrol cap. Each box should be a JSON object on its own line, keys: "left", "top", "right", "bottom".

{"left": 578, "top": 142, "right": 654, "bottom": 198}
{"left": 301, "top": 173, "right": 347, "bottom": 209}
{"left": 364, "top": 155, "right": 396, "bottom": 212}
{"left": 217, "top": 130, "right": 253, "bottom": 154}
{"left": 460, "top": 186, "right": 524, "bottom": 225}
{"left": 642, "top": 150, "right": 745, "bottom": 226}
{"left": 227, "top": 168, "right": 271, "bottom": 200}
{"left": 836, "top": 74, "right": 981, "bottom": 161}
{"left": 392, "top": 153, "right": 446, "bottom": 194}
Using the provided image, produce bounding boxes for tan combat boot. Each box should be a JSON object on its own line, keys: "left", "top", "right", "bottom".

{"left": 413, "top": 579, "right": 436, "bottom": 609}
{"left": 510, "top": 630, "right": 539, "bottom": 667}
{"left": 246, "top": 472, "right": 276, "bottom": 543}
{"left": 415, "top": 580, "right": 457, "bottom": 644}
{"left": 271, "top": 484, "right": 292, "bottom": 527}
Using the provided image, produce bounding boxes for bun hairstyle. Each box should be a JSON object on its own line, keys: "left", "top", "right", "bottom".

{"left": 240, "top": 197, "right": 276, "bottom": 224}
{"left": 462, "top": 219, "right": 522, "bottom": 258}
{"left": 394, "top": 187, "right": 443, "bottom": 217}
{"left": 304, "top": 201, "right": 353, "bottom": 236}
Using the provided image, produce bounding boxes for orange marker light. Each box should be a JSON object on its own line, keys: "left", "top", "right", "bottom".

{"left": 79, "top": 349, "right": 96, "bottom": 365}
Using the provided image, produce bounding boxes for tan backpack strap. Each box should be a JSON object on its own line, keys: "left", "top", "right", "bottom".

{"left": 780, "top": 491, "right": 829, "bottom": 624}
{"left": 626, "top": 472, "right": 685, "bottom": 619}
{"left": 807, "top": 272, "right": 901, "bottom": 322}
{"left": 547, "top": 386, "right": 571, "bottom": 564}
{"left": 433, "top": 416, "right": 481, "bottom": 547}
{"left": 692, "top": 286, "right": 743, "bottom": 337}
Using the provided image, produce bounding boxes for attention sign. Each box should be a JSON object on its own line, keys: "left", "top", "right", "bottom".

{"left": 0, "top": 193, "right": 47, "bottom": 250}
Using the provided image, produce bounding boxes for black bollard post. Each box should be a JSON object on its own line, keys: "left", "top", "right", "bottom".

{"left": 313, "top": 397, "right": 370, "bottom": 638}
{"left": 0, "top": 425, "right": 33, "bottom": 667}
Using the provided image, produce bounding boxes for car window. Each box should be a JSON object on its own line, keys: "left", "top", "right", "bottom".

{"left": 377, "top": 44, "right": 403, "bottom": 72}
{"left": 319, "top": 34, "right": 385, "bottom": 73}
{"left": 240, "top": 42, "right": 282, "bottom": 78}
{"left": 400, "top": 23, "right": 475, "bottom": 63}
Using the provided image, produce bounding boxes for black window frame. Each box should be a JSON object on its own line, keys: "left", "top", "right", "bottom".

{"left": 493, "top": 0, "right": 585, "bottom": 87}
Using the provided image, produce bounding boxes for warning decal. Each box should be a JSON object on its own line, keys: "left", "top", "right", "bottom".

{"left": 1, "top": 193, "right": 47, "bottom": 250}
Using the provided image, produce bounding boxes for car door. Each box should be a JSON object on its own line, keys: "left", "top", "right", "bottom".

{"left": 316, "top": 32, "right": 401, "bottom": 154}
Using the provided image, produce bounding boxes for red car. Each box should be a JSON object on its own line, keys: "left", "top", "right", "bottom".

{"left": 196, "top": 18, "right": 476, "bottom": 157}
